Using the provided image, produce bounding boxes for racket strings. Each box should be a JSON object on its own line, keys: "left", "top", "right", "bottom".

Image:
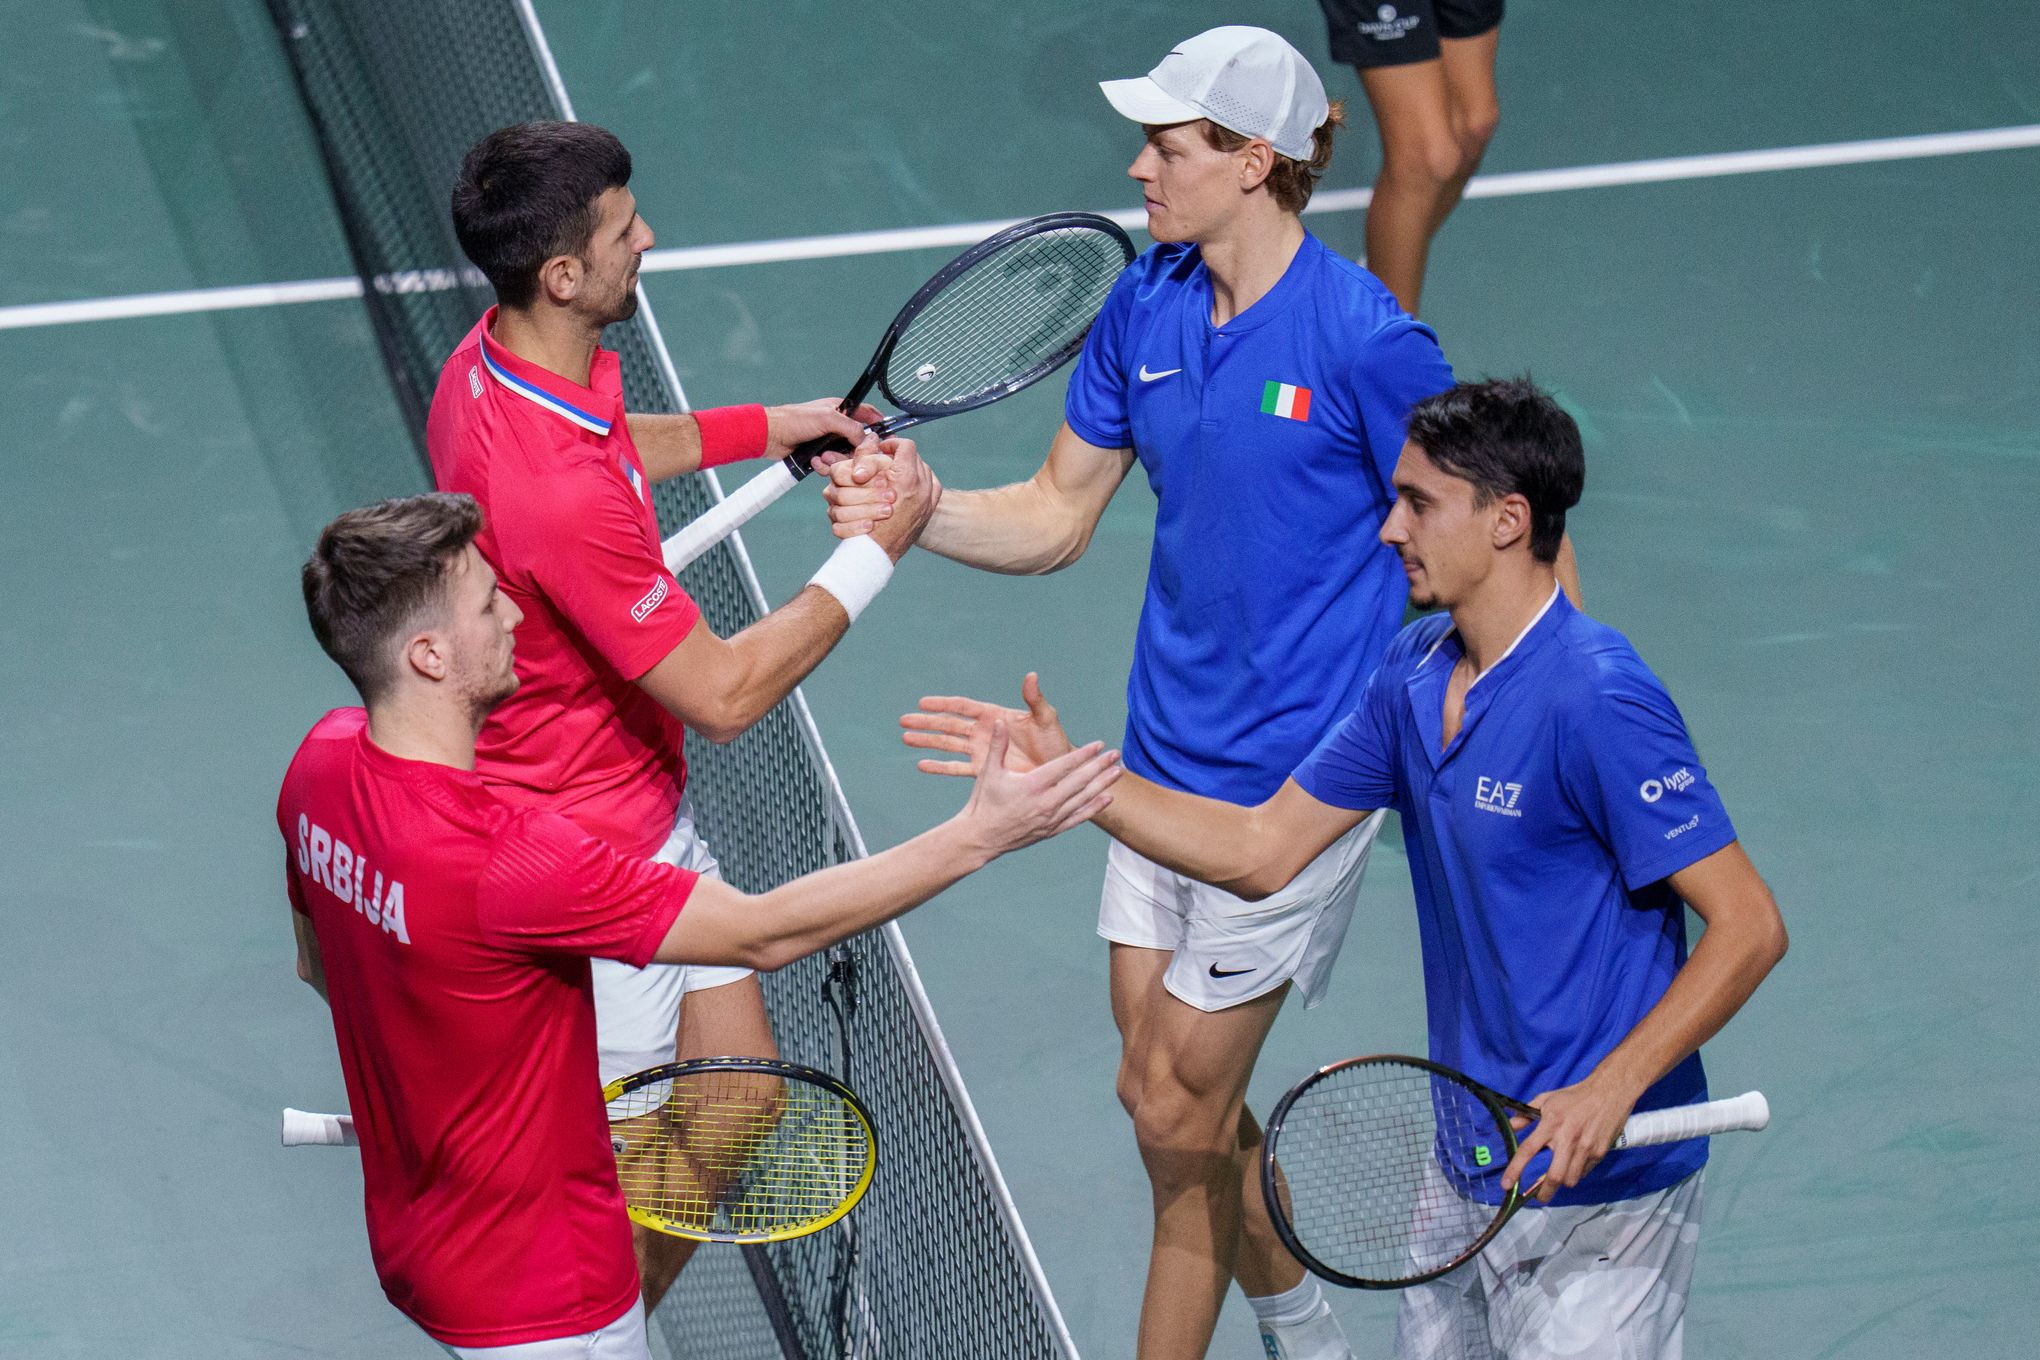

{"left": 884, "top": 227, "right": 1127, "bottom": 411}
{"left": 1272, "top": 1063, "right": 1510, "bottom": 1284}
{"left": 606, "top": 1069, "right": 869, "bottom": 1237}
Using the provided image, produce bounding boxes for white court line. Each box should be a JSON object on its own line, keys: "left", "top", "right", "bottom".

{"left": 5, "top": 123, "right": 2037, "bottom": 332}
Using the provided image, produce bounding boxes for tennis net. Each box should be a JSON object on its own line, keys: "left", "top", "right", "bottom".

{"left": 262, "top": 2, "right": 1076, "bottom": 1356}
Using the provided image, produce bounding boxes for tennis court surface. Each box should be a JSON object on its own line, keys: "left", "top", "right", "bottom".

{"left": 2, "top": 1, "right": 2035, "bottom": 1356}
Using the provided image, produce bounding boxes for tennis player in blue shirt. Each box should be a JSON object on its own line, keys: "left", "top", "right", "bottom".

{"left": 911, "top": 378, "right": 1787, "bottom": 1360}
{"left": 829, "top": 26, "right": 1574, "bottom": 1360}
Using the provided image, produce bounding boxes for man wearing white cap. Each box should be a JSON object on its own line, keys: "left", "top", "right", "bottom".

{"left": 828, "top": 26, "right": 1576, "bottom": 1360}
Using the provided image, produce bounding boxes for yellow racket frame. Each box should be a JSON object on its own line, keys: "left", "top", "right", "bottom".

{"left": 602, "top": 1056, "right": 876, "bottom": 1245}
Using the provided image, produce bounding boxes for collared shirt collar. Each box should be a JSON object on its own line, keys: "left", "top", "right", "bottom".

{"left": 1415, "top": 583, "right": 1567, "bottom": 688}
{"left": 475, "top": 305, "right": 622, "bottom": 438}
{"left": 1409, "top": 584, "right": 1568, "bottom": 765}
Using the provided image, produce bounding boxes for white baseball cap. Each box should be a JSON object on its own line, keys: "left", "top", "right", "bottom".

{"left": 1099, "top": 26, "right": 1330, "bottom": 162}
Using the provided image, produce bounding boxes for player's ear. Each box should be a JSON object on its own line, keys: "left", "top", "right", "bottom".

{"left": 536, "top": 252, "right": 581, "bottom": 304}
{"left": 402, "top": 630, "right": 450, "bottom": 684}
{"left": 1490, "top": 493, "right": 1533, "bottom": 554}
{"left": 1239, "top": 139, "right": 1275, "bottom": 193}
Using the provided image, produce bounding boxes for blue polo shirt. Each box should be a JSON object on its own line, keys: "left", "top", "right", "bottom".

{"left": 1292, "top": 589, "right": 1739, "bottom": 1204}
{"left": 1064, "top": 233, "right": 1452, "bottom": 802}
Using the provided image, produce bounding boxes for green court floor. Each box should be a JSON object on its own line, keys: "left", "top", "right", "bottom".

{"left": 3, "top": 1, "right": 2036, "bottom": 1356}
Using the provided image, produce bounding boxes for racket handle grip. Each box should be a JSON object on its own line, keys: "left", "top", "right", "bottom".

{"left": 662, "top": 457, "right": 802, "bottom": 574}
{"left": 282, "top": 1108, "right": 357, "bottom": 1147}
{"left": 788, "top": 432, "right": 854, "bottom": 473}
{"left": 1613, "top": 1091, "right": 1769, "bottom": 1149}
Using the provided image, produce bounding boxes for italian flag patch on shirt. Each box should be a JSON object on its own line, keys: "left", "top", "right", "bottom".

{"left": 1260, "top": 380, "right": 1312, "bottom": 421}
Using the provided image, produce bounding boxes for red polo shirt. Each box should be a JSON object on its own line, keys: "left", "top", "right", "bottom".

{"left": 278, "top": 708, "right": 697, "bottom": 1346}
{"left": 425, "top": 308, "right": 766, "bottom": 855}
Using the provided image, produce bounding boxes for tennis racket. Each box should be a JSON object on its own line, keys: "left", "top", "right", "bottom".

{"left": 659, "top": 211, "right": 1135, "bottom": 573}
{"left": 283, "top": 1055, "right": 876, "bottom": 1245}
{"left": 1261, "top": 1054, "right": 1769, "bottom": 1290}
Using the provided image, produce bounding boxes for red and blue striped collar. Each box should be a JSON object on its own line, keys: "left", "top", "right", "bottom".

{"left": 474, "top": 306, "right": 621, "bottom": 438}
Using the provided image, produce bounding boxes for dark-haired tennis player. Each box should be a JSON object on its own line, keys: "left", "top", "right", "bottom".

{"left": 427, "top": 120, "right": 939, "bottom": 1305}
{"left": 1315, "top": 0, "right": 1502, "bottom": 315}
{"left": 281, "top": 493, "right": 1117, "bottom": 1360}
{"left": 904, "top": 380, "right": 1786, "bottom": 1360}
{"left": 826, "top": 27, "right": 1569, "bottom": 1360}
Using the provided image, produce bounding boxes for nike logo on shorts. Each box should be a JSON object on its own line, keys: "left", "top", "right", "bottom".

{"left": 1207, "top": 963, "right": 1254, "bottom": 978}
{"left": 1138, "top": 365, "right": 1182, "bottom": 382}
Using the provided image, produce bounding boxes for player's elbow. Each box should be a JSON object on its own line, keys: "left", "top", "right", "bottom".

{"left": 1757, "top": 913, "right": 1789, "bottom": 970}
{"left": 1225, "top": 863, "right": 1294, "bottom": 903}
{"left": 694, "top": 715, "right": 748, "bottom": 745}
{"left": 1035, "top": 519, "right": 1095, "bottom": 574}
{"left": 743, "top": 925, "right": 810, "bottom": 973}
{"left": 690, "top": 693, "right": 760, "bottom": 745}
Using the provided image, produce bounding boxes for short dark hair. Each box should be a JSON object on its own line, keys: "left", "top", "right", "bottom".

{"left": 301, "top": 493, "right": 484, "bottom": 704}
{"left": 450, "top": 121, "right": 632, "bottom": 307}
{"left": 1404, "top": 378, "right": 1584, "bottom": 563}
{"left": 1190, "top": 100, "right": 1346, "bottom": 214}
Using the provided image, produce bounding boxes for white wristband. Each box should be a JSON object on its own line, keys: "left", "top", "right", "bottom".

{"left": 808, "top": 534, "right": 895, "bottom": 623}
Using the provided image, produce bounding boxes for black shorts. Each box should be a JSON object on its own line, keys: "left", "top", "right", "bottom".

{"left": 1318, "top": 0, "right": 1503, "bottom": 68}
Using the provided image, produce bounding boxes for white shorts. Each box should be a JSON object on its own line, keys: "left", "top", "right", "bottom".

{"left": 436, "top": 1295, "right": 649, "bottom": 1360}
{"left": 1097, "top": 811, "right": 1385, "bottom": 1012}
{"left": 1395, "top": 1168, "right": 1705, "bottom": 1360}
{"left": 591, "top": 798, "right": 752, "bottom": 1087}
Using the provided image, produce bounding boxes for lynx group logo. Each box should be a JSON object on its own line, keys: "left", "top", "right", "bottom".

{"left": 1638, "top": 767, "right": 1696, "bottom": 804}
{"left": 1359, "top": 3, "right": 1422, "bottom": 41}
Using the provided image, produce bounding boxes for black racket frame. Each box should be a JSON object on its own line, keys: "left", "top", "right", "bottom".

{"left": 1261, "top": 1053, "right": 1534, "bottom": 1290}
{"left": 783, "top": 210, "right": 1135, "bottom": 475}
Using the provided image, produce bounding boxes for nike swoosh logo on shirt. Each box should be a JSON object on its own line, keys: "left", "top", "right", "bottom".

{"left": 1207, "top": 963, "right": 1254, "bottom": 978}
{"left": 1138, "top": 365, "right": 1183, "bottom": 383}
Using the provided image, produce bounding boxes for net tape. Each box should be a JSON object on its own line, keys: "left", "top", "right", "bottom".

{"left": 265, "top": 2, "right": 1070, "bottom": 1355}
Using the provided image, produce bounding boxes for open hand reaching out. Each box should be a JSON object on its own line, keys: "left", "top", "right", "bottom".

{"left": 902, "top": 672, "right": 1076, "bottom": 776}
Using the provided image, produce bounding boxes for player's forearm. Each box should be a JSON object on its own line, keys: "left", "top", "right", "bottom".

{"left": 721, "top": 818, "right": 997, "bottom": 970}
{"left": 293, "top": 913, "right": 330, "bottom": 1004}
{"left": 700, "top": 588, "right": 853, "bottom": 741}
{"left": 1092, "top": 774, "right": 1280, "bottom": 898}
{"left": 627, "top": 412, "right": 707, "bottom": 482}
{"left": 919, "top": 478, "right": 1097, "bottom": 575}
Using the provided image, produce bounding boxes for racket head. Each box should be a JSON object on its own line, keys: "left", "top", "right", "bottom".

{"left": 871, "top": 211, "right": 1134, "bottom": 419}
{"left": 1262, "top": 1054, "right": 1525, "bottom": 1289}
{"left": 603, "top": 1056, "right": 876, "bottom": 1245}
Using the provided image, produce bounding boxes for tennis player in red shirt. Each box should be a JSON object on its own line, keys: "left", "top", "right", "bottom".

{"left": 425, "top": 121, "right": 939, "bottom": 1303}
{"left": 282, "top": 493, "right": 1118, "bottom": 1359}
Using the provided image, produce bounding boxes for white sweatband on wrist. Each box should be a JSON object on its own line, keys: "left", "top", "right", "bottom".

{"left": 807, "top": 534, "right": 894, "bottom": 623}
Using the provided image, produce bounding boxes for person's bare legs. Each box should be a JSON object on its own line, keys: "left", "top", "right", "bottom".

{"left": 1232, "top": 1104, "right": 1307, "bottom": 1298}
{"left": 1111, "top": 944, "right": 1292, "bottom": 1360}
{"left": 1357, "top": 27, "right": 1501, "bottom": 315}
{"left": 634, "top": 972, "right": 780, "bottom": 1311}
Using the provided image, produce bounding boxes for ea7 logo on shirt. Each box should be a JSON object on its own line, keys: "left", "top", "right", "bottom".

{"left": 468, "top": 365, "right": 483, "bottom": 399}
{"left": 1638, "top": 768, "right": 1695, "bottom": 803}
{"left": 632, "top": 575, "right": 670, "bottom": 622}
{"left": 1474, "top": 776, "right": 1524, "bottom": 818}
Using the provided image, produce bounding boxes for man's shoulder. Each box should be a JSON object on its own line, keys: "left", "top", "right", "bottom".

{"left": 1113, "top": 241, "right": 1202, "bottom": 314}
{"left": 288, "top": 708, "right": 366, "bottom": 770}
{"left": 1545, "top": 610, "right": 1680, "bottom": 718}
{"left": 478, "top": 806, "right": 605, "bottom": 900}
{"left": 1303, "top": 238, "right": 1424, "bottom": 341}
{"left": 278, "top": 708, "right": 364, "bottom": 824}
